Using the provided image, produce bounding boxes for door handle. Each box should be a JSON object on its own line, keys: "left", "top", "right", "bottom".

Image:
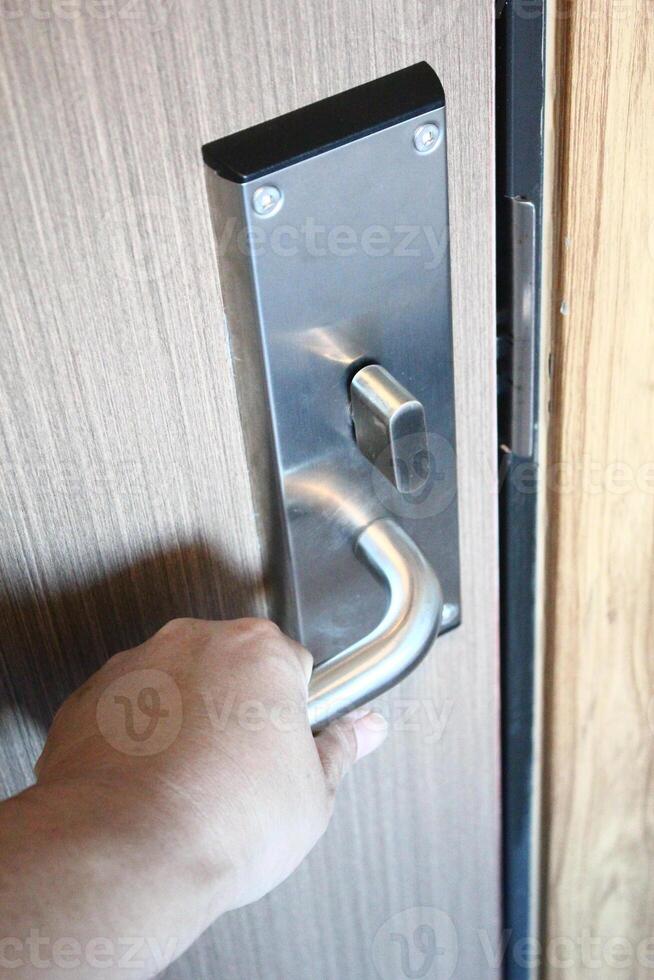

{"left": 308, "top": 518, "right": 443, "bottom": 730}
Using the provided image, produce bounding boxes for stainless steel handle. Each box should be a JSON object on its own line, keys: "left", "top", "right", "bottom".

{"left": 308, "top": 518, "right": 444, "bottom": 731}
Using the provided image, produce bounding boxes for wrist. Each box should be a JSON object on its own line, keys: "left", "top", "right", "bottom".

{"left": 44, "top": 769, "right": 239, "bottom": 910}
{"left": 1, "top": 774, "right": 236, "bottom": 968}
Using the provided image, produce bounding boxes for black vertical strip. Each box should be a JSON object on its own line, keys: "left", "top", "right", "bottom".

{"left": 496, "top": 3, "right": 547, "bottom": 980}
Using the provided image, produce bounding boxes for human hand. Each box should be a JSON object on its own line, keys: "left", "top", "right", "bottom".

{"left": 17, "top": 618, "right": 388, "bottom": 975}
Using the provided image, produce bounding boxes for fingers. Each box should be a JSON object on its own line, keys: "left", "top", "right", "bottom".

{"left": 151, "top": 617, "right": 314, "bottom": 688}
{"left": 282, "top": 636, "right": 314, "bottom": 685}
{"left": 314, "top": 709, "right": 389, "bottom": 794}
{"left": 350, "top": 710, "right": 390, "bottom": 760}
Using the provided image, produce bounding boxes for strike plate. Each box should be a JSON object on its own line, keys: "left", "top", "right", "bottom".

{"left": 203, "top": 63, "right": 460, "bottom": 665}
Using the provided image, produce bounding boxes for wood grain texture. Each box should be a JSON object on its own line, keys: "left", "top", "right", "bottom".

{"left": 543, "top": 4, "right": 654, "bottom": 977}
{"left": 0, "top": 2, "right": 499, "bottom": 977}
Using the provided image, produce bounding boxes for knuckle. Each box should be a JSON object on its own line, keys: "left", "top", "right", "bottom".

{"left": 155, "top": 618, "right": 224, "bottom": 648}
{"left": 156, "top": 616, "right": 200, "bottom": 636}
{"left": 320, "top": 751, "right": 342, "bottom": 795}
{"left": 49, "top": 700, "right": 69, "bottom": 730}
{"left": 320, "top": 781, "right": 338, "bottom": 821}
{"left": 295, "top": 644, "right": 314, "bottom": 675}
{"left": 318, "top": 721, "right": 358, "bottom": 794}
{"left": 232, "top": 617, "right": 281, "bottom": 638}
{"left": 333, "top": 719, "right": 358, "bottom": 764}
{"left": 151, "top": 619, "right": 224, "bottom": 662}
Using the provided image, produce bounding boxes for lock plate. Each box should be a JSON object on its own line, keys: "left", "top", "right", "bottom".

{"left": 204, "top": 64, "right": 460, "bottom": 663}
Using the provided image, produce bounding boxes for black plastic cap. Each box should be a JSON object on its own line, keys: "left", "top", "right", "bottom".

{"left": 202, "top": 62, "right": 445, "bottom": 183}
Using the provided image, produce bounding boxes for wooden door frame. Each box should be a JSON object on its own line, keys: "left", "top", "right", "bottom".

{"left": 540, "top": 2, "right": 654, "bottom": 978}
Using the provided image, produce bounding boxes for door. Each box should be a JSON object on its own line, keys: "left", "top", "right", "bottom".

{"left": 0, "top": 3, "right": 500, "bottom": 977}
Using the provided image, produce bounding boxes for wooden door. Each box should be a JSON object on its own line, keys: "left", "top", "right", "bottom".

{"left": 542, "top": 3, "right": 654, "bottom": 977}
{"left": 0, "top": 3, "right": 499, "bottom": 976}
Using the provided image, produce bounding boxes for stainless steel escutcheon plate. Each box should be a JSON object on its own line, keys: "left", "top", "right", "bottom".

{"left": 203, "top": 63, "right": 461, "bottom": 723}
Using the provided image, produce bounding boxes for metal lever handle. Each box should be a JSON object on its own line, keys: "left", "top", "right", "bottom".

{"left": 308, "top": 518, "right": 444, "bottom": 731}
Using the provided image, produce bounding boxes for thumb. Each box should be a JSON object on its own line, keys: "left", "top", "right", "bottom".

{"left": 314, "top": 709, "right": 389, "bottom": 794}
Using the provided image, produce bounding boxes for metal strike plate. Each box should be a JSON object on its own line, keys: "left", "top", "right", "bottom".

{"left": 509, "top": 197, "right": 537, "bottom": 459}
{"left": 203, "top": 63, "right": 461, "bottom": 663}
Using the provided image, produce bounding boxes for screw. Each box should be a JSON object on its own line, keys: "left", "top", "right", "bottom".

{"left": 413, "top": 123, "right": 440, "bottom": 154}
{"left": 441, "top": 603, "right": 460, "bottom": 628}
{"left": 252, "top": 185, "right": 283, "bottom": 216}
